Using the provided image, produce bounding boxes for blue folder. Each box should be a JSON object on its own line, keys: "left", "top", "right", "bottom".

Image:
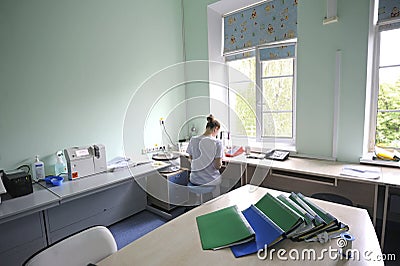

{"left": 230, "top": 205, "right": 285, "bottom": 257}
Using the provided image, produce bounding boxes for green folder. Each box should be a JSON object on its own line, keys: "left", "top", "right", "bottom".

{"left": 277, "top": 194, "right": 327, "bottom": 240}
{"left": 196, "top": 205, "right": 255, "bottom": 250}
{"left": 297, "top": 193, "right": 337, "bottom": 226}
{"left": 277, "top": 194, "right": 313, "bottom": 225}
{"left": 255, "top": 193, "right": 303, "bottom": 235}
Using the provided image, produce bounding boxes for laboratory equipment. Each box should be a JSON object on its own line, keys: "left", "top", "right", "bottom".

{"left": 64, "top": 144, "right": 107, "bottom": 180}
{"left": 1, "top": 169, "right": 33, "bottom": 198}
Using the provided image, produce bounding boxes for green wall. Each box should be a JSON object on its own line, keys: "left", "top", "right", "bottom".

{"left": 0, "top": 0, "right": 185, "bottom": 170}
{"left": 0, "top": 0, "right": 372, "bottom": 171}
{"left": 182, "top": 0, "right": 370, "bottom": 162}
{"left": 182, "top": 0, "right": 218, "bottom": 137}
{"left": 296, "top": 0, "right": 369, "bottom": 161}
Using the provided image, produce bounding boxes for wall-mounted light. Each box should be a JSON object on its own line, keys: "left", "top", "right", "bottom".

{"left": 323, "top": 0, "right": 339, "bottom": 25}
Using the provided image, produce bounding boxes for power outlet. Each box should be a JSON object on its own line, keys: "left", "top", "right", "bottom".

{"left": 141, "top": 145, "right": 164, "bottom": 154}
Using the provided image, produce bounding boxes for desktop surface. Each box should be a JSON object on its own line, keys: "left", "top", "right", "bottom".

{"left": 98, "top": 185, "right": 383, "bottom": 266}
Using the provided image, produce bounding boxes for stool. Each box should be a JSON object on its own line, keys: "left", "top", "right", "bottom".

{"left": 188, "top": 182, "right": 216, "bottom": 204}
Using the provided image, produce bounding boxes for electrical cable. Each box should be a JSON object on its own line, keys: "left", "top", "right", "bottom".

{"left": 162, "top": 122, "right": 178, "bottom": 149}
{"left": 17, "top": 164, "right": 31, "bottom": 174}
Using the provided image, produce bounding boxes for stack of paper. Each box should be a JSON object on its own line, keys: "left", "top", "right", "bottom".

{"left": 340, "top": 165, "right": 381, "bottom": 179}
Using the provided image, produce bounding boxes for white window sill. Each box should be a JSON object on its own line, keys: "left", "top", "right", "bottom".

{"left": 360, "top": 152, "right": 400, "bottom": 168}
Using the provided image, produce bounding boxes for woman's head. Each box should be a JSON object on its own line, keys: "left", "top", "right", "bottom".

{"left": 205, "top": 114, "right": 220, "bottom": 137}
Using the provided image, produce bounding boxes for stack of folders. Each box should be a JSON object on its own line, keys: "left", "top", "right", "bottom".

{"left": 196, "top": 192, "right": 349, "bottom": 258}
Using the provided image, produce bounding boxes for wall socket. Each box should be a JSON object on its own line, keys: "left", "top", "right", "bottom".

{"left": 141, "top": 146, "right": 165, "bottom": 154}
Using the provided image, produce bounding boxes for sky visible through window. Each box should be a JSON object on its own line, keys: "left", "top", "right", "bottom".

{"left": 379, "top": 28, "right": 400, "bottom": 84}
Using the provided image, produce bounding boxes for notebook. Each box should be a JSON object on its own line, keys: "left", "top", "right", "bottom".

{"left": 230, "top": 205, "right": 284, "bottom": 257}
{"left": 255, "top": 193, "right": 304, "bottom": 235}
{"left": 196, "top": 205, "right": 255, "bottom": 250}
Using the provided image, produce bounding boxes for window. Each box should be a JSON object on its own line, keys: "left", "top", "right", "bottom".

{"left": 365, "top": 1, "right": 400, "bottom": 154}
{"left": 260, "top": 46, "right": 295, "bottom": 140}
{"left": 226, "top": 43, "right": 296, "bottom": 144}
{"left": 375, "top": 28, "right": 400, "bottom": 149}
{"left": 219, "top": 0, "right": 297, "bottom": 146}
{"left": 226, "top": 55, "right": 256, "bottom": 138}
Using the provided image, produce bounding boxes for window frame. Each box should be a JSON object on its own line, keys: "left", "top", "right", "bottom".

{"left": 257, "top": 43, "right": 297, "bottom": 144}
{"left": 367, "top": 23, "right": 400, "bottom": 152}
{"left": 224, "top": 42, "right": 297, "bottom": 146}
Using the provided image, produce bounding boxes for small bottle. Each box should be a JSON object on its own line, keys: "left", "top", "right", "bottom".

{"left": 54, "top": 152, "right": 67, "bottom": 176}
{"left": 32, "top": 155, "right": 45, "bottom": 181}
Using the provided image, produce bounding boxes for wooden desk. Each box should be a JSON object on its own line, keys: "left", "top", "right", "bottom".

{"left": 98, "top": 185, "right": 383, "bottom": 266}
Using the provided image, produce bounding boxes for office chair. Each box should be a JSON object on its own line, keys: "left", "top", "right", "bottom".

{"left": 188, "top": 182, "right": 218, "bottom": 204}
{"left": 311, "top": 193, "right": 353, "bottom": 206}
{"left": 24, "top": 226, "right": 117, "bottom": 266}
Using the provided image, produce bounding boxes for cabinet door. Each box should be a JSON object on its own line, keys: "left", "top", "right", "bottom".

{"left": 0, "top": 212, "right": 47, "bottom": 266}
{"left": 45, "top": 180, "right": 146, "bottom": 244}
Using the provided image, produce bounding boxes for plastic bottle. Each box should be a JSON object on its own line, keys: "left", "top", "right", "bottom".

{"left": 54, "top": 152, "right": 67, "bottom": 176}
{"left": 32, "top": 155, "right": 45, "bottom": 181}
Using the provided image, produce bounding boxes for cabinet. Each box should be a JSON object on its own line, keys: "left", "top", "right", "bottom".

{"left": 0, "top": 212, "right": 47, "bottom": 266}
{"left": 44, "top": 180, "right": 146, "bottom": 244}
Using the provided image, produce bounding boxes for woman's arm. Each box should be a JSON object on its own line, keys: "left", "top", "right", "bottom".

{"left": 214, "top": 157, "right": 222, "bottom": 169}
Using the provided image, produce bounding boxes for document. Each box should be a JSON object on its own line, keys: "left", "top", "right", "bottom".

{"left": 340, "top": 165, "right": 381, "bottom": 179}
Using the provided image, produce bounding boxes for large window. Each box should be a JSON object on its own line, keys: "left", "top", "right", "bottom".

{"left": 226, "top": 44, "right": 296, "bottom": 144}
{"left": 226, "top": 56, "right": 256, "bottom": 138}
{"left": 375, "top": 28, "right": 400, "bottom": 149}
{"left": 366, "top": 0, "right": 400, "bottom": 152}
{"left": 261, "top": 55, "right": 295, "bottom": 139}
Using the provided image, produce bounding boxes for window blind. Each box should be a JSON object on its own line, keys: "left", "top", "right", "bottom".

{"left": 259, "top": 43, "right": 296, "bottom": 61}
{"left": 378, "top": 0, "right": 400, "bottom": 30}
{"left": 223, "top": 0, "right": 298, "bottom": 56}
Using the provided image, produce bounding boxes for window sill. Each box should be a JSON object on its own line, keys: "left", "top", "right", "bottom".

{"left": 246, "top": 139, "right": 296, "bottom": 154}
{"left": 360, "top": 152, "right": 400, "bottom": 168}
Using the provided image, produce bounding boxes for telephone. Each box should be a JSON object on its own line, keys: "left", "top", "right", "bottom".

{"left": 265, "top": 150, "right": 290, "bottom": 161}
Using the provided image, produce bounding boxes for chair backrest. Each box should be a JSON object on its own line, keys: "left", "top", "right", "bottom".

{"left": 24, "top": 226, "right": 117, "bottom": 266}
{"left": 311, "top": 193, "right": 353, "bottom": 206}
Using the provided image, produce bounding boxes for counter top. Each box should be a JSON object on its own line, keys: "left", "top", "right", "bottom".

{"left": 0, "top": 184, "right": 59, "bottom": 225}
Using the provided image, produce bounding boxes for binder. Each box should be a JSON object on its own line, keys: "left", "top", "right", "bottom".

{"left": 289, "top": 192, "right": 346, "bottom": 241}
{"left": 297, "top": 193, "right": 337, "bottom": 226}
{"left": 276, "top": 194, "right": 315, "bottom": 239}
{"left": 196, "top": 205, "right": 255, "bottom": 250}
{"left": 255, "top": 193, "right": 303, "bottom": 235}
{"left": 230, "top": 205, "right": 284, "bottom": 257}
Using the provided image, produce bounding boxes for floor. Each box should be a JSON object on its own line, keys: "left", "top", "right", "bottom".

{"left": 108, "top": 210, "right": 167, "bottom": 250}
